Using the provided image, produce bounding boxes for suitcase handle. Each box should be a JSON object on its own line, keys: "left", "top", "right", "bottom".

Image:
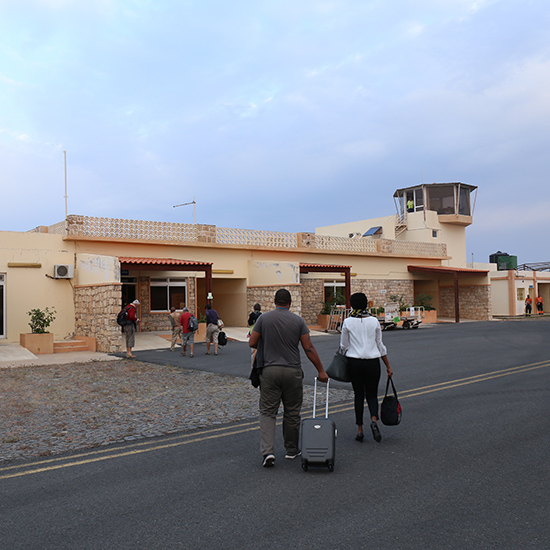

{"left": 313, "top": 377, "right": 330, "bottom": 419}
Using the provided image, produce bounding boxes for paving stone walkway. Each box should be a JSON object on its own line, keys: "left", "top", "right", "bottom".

{"left": 0, "top": 359, "right": 353, "bottom": 462}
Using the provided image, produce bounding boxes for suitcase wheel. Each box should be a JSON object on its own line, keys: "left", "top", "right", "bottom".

{"left": 327, "top": 461, "right": 334, "bottom": 472}
{"left": 301, "top": 460, "right": 309, "bottom": 472}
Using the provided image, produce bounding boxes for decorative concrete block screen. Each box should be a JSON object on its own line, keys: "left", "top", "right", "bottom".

{"left": 60, "top": 216, "right": 447, "bottom": 259}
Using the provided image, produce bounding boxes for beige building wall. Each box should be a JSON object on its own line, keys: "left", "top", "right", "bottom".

{"left": 317, "top": 210, "right": 469, "bottom": 268}
{"left": 489, "top": 269, "right": 550, "bottom": 316}
{"left": 0, "top": 232, "right": 76, "bottom": 341}
{"left": 317, "top": 215, "right": 397, "bottom": 240}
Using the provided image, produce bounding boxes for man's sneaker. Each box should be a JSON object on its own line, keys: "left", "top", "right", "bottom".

{"left": 262, "top": 454, "right": 275, "bottom": 468}
{"left": 284, "top": 451, "right": 301, "bottom": 459}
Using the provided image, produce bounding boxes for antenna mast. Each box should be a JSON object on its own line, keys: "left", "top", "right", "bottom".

{"left": 173, "top": 197, "right": 196, "bottom": 224}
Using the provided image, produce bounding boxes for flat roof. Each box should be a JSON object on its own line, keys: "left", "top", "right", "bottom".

{"left": 393, "top": 182, "right": 477, "bottom": 197}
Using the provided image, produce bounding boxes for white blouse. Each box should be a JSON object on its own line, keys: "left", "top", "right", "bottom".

{"left": 340, "top": 315, "right": 387, "bottom": 359}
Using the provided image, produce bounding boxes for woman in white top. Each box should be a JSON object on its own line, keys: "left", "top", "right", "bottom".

{"left": 340, "top": 293, "right": 393, "bottom": 442}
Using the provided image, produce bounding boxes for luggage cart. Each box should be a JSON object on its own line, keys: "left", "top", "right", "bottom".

{"left": 376, "top": 303, "right": 423, "bottom": 330}
{"left": 327, "top": 305, "right": 350, "bottom": 333}
{"left": 400, "top": 306, "right": 423, "bottom": 329}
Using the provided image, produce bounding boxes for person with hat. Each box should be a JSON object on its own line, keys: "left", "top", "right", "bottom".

{"left": 123, "top": 299, "right": 140, "bottom": 358}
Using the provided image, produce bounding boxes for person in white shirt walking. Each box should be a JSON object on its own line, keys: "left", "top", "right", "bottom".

{"left": 340, "top": 292, "right": 393, "bottom": 443}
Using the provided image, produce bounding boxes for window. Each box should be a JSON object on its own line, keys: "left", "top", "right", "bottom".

{"left": 0, "top": 274, "right": 4, "bottom": 338}
{"left": 427, "top": 185, "right": 455, "bottom": 214}
{"left": 414, "top": 188, "right": 424, "bottom": 210}
{"left": 517, "top": 288, "right": 525, "bottom": 302}
{"left": 150, "top": 278, "right": 187, "bottom": 311}
{"left": 324, "top": 280, "right": 346, "bottom": 304}
{"left": 432, "top": 230, "right": 438, "bottom": 238}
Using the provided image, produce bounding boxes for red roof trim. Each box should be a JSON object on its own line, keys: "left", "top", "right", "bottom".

{"left": 300, "top": 263, "right": 352, "bottom": 269}
{"left": 119, "top": 257, "right": 212, "bottom": 267}
{"left": 408, "top": 265, "right": 489, "bottom": 275}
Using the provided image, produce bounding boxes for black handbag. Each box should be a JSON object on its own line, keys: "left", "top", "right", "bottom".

{"left": 380, "top": 376, "right": 402, "bottom": 426}
{"left": 325, "top": 349, "right": 351, "bottom": 382}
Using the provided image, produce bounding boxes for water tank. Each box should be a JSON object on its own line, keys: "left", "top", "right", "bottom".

{"left": 489, "top": 251, "right": 517, "bottom": 271}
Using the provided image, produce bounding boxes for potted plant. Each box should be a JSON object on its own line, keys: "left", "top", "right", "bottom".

{"left": 317, "top": 300, "right": 335, "bottom": 330}
{"left": 415, "top": 293, "right": 438, "bottom": 323}
{"left": 20, "top": 307, "right": 57, "bottom": 354}
{"left": 196, "top": 312, "right": 207, "bottom": 343}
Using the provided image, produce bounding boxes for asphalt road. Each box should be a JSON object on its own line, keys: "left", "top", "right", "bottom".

{"left": 1, "top": 319, "right": 549, "bottom": 549}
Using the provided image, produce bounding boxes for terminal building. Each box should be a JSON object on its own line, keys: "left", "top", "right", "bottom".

{"left": 0, "top": 182, "right": 521, "bottom": 353}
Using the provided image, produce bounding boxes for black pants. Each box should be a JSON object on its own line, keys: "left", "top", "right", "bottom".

{"left": 347, "top": 357, "right": 381, "bottom": 425}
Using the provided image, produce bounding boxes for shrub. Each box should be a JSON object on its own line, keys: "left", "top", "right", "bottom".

{"left": 27, "top": 307, "right": 57, "bottom": 333}
{"left": 415, "top": 293, "right": 435, "bottom": 311}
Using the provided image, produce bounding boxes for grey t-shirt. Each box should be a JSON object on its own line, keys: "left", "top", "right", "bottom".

{"left": 252, "top": 307, "right": 309, "bottom": 368}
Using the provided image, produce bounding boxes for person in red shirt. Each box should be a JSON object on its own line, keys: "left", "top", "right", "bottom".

{"left": 179, "top": 307, "right": 195, "bottom": 358}
{"left": 124, "top": 300, "right": 140, "bottom": 358}
{"left": 535, "top": 295, "right": 544, "bottom": 315}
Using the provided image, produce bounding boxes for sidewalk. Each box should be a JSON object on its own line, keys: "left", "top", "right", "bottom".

{"left": 0, "top": 326, "right": 327, "bottom": 368}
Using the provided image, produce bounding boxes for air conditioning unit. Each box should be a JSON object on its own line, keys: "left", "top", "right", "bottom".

{"left": 54, "top": 264, "right": 74, "bottom": 279}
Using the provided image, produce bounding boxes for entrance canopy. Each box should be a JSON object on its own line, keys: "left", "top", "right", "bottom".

{"left": 408, "top": 264, "right": 489, "bottom": 323}
{"left": 119, "top": 257, "right": 213, "bottom": 304}
{"left": 300, "top": 263, "right": 351, "bottom": 308}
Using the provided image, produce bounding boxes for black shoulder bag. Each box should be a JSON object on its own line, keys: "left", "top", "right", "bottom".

{"left": 380, "top": 376, "right": 402, "bottom": 426}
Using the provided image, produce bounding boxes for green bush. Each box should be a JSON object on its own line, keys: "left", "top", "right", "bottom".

{"left": 389, "top": 294, "right": 410, "bottom": 312}
{"left": 415, "top": 293, "right": 435, "bottom": 311}
{"left": 27, "top": 307, "right": 57, "bottom": 333}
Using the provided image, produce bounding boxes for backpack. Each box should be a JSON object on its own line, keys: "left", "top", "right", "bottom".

{"left": 188, "top": 314, "right": 198, "bottom": 332}
{"left": 116, "top": 305, "right": 131, "bottom": 326}
{"left": 218, "top": 331, "right": 227, "bottom": 346}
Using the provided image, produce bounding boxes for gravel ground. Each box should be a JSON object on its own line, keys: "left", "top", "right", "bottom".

{"left": 0, "top": 360, "right": 353, "bottom": 463}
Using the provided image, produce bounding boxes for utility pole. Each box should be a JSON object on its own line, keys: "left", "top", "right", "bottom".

{"left": 173, "top": 197, "right": 196, "bottom": 224}
{"left": 64, "top": 150, "right": 68, "bottom": 219}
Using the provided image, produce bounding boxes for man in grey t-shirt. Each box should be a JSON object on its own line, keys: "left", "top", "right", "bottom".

{"left": 249, "top": 288, "right": 328, "bottom": 468}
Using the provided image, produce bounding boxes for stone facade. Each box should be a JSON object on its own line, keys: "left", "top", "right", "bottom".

{"left": 439, "top": 285, "right": 492, "bottom": 320}
{"left": 351, "top": 279, "right": 414, "bottom": 309}
{"left": 301, "top": 279, "right": 325, "bottom": 325}
{"left": 74, "top": 283, "right": 123, "bottom": 353}
{"left": 247, "top": 278, "right": 416, "bottom": 325}
{"left": 247, "top": 285, "right": 302, "bottom": 318}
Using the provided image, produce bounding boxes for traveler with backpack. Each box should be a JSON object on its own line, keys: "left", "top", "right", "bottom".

{"left": 121, "top": 300, "right": 140, "bottom": 358}
{"left": 169, "top": 307, "right": 182, "bottom": 352}
{"left": 179, "top": 307, "right": 197, "bottom": 357}
{"left": 205, "top": 304, "right": 220, "bottom": 356}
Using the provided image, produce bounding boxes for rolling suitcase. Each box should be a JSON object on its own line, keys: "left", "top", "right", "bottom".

{"left": 300, "top": 377, "right": 337, "bottom": 472}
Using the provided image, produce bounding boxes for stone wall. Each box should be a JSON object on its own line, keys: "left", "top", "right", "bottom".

{"left": 247, "top": 285, "right": 302, "bottom": 317}
{"left": 351, "top": 279, "right": 414, "bottom": 309}
{"left": 74, "top": 283, "right": 123, "bottom": 353}
{"left": 301, "top": 279, "right": 325, "bottom": 325}
{"left": 439, "top": 285, "right": 492, "bottom": 320}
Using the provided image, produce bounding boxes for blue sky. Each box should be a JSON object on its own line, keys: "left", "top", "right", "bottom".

{"left": 1, "top": 0, "right": 549, "bottom": 264}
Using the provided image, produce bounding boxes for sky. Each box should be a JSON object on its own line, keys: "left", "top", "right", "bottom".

{"left": 1, "top": 0, "right": 549, "bottom": 265}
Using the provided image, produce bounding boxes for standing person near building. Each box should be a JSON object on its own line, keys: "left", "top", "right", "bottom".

{"left": 536, "top": 295, "right": 544, "bottom": 315}
{"left": 248, "top": 303, "right": 262, "bottom": 366}
{"left": 205, "top": 304, "right": 220, "bottom": 356}
{"left": 168, "top": 307, "right": 182, "bottom": 352}
{"left": 248, "top": 303, "right": 262, "bottom": 335}
{"left": 525, "top": 295, "right": 533, "bottom": 317}
{"left": 248, "top": 288, "right": 328, "bottom": 468}
{"left": 179, "top": 307, "right": 195, "bottom": 357}
{"left": 407, "top": 197, "right": 414, "bottom": 212}
{"left": 340, "top": 292, "right": 393, "bottom": 443}
{"left": 124, "top": 300, "right": 140, "bottom": 359}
